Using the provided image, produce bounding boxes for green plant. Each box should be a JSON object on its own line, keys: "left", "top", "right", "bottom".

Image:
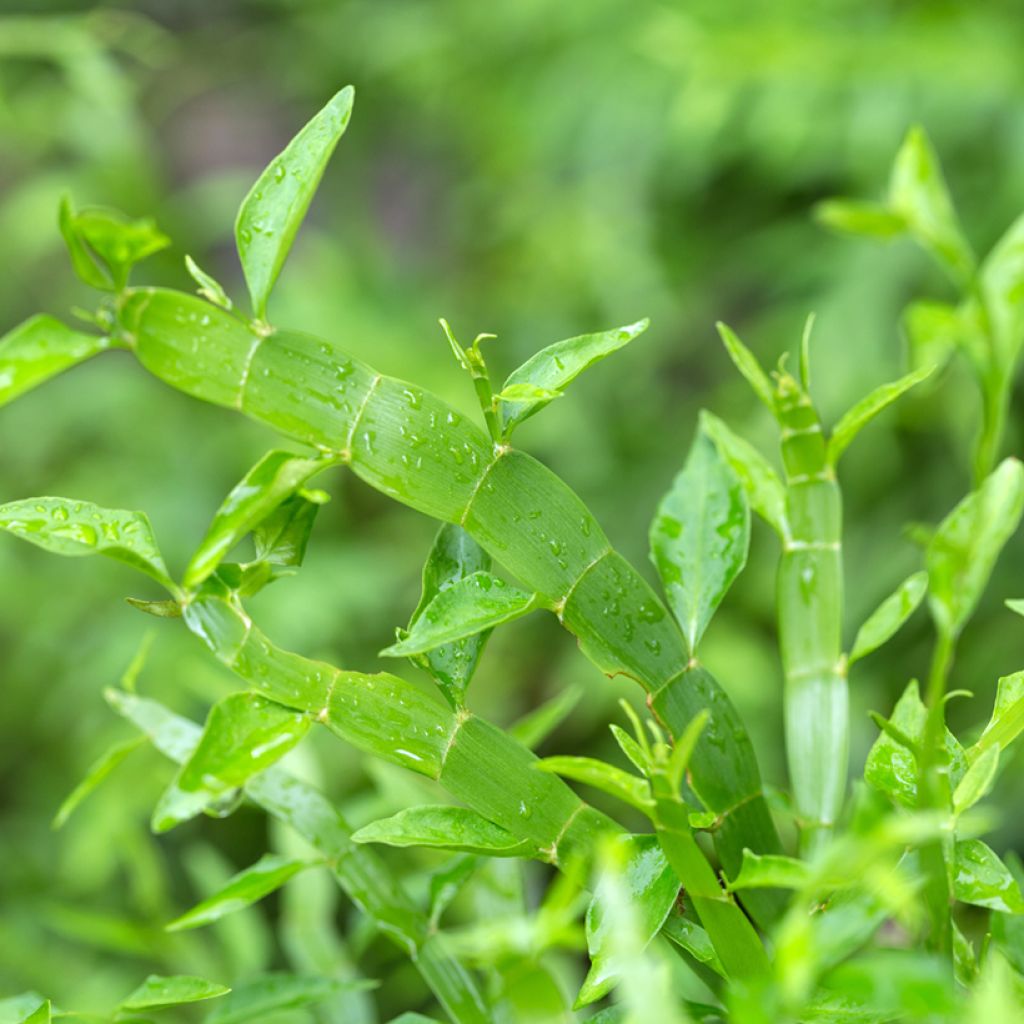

{"left": 3, "top": 88, "right": 1024, "bottom": 1023}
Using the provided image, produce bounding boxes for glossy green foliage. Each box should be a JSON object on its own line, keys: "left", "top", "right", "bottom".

{"left": 0, "top": 497, "right": 176, "bottom": 593}
{"left": 118, "top": 974, "right": 230, "bottom": 1012}
{"left": 927, "top": 458, "right": 1024, "bottom": 638}
{"left": 353, "top": 806, "right": 534, "bottom": 857}
{"left": 972, "top": 672, "right": 1024, "bottom": 760}
{"left": 236, "top": 86, "right": 354, "bottom": 319}
{"left": 498, "top": 319, "right": 649, "bottom": 436}
{"left": 152, "top": 692, "right": 311, "bottom": 832}
{"left": 849, "top": 571, "right": 928, "bottom": 665}
{"left": 954, "top": 841, "right": 1024, "bottom": 913}
{"left": 535, "top": 756, "right": 651, "bottom": 813}
{"left": 650, "top": 429, "right": 750, "bottom": 655}
{"left": 167, "top": 853, "right": 319, "bottom": 931}
{"left": 0, "top": 315, "right": 112, "bottom": 407}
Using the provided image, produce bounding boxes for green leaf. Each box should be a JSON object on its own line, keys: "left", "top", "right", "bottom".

{"left": 716, "top": 321, "right": 776, "bottom": 413}
{"left": 609, "top": 724, "right": 649, "bottom": 776}
{"left": 118, "top": 975, "right": 230, "bottom": 1012}
{"left": 17, "top": 1001, "right": 49, "bottom": 1024}
{"left": 726, "top": 850, "right": 811, "bottom": 891}
{"left": 849, "top": 571, "right": 928, "bottom": 665}
{"left": 498, "top": 319, "right": 649, "bottom": 436}
{"left": 954, "top": 840, "right": 1024, "bottom": 913}
{"left": 185, "top": 254, "right": 232, "bottom": 311}
{"left": 577, "top": 834, "right": 682, "bottom": 1013}
{"left": 52, "top": 736, "right": 144, "bottom": 830}
{"left": 927, "top": 458, "right": 1024, "bottom": 638}
{"left": 167, "top": 854, "right": 318, "bottom": 931}
{"left": 0, "top": 315, "right": 112, "bottom": 407}
{"left": 813, "top": 197, "right": 907, "bottom": 239}
{"left": 535, "top": 756, "right": 651, "bottom": 813}
{"left": 380, "top": 572, "right": 537, "bottom": 658}
{"left": 235, "top": 86, "right": 354, "bottom": 319}
{"left": 184, "top": 450, "right": 331, "bottom": 589}
{"left": 953, "top": 745, "right": 1000, "bottom": 815}
{"left": 699, "top": 410, "right": 788, "bottom": 537}
{"left": 0, "top": 994, "right": 46, "bottom": 1024}
{"left": 827, "top": 365, "right": 932, "bottom": 466}
{"left": 972, "top": 671, "right": 1024, "bottom": 760}
{"left": 508, "top": 684, "right": 582, "bottom": 749}
{"left": 888, "top": 125, "right": 975, "bottom": 285}
{"left": 650, "top": 429, "right": 750, "bottom": 655}
{"left": 979, "top": 212, "right": 1024, "bottom": 361}
{"left": 0, "top": 497, "right": 176, "bottom": 594}
{"left": 152, "top": 693, "right": 311, "bottom": 832}
{"left": 864, "top": 680, "right": 967, "bottom": 807}
{"left": 405, "top": 524, "right": 493, "bottom": 708}
{"left": 352, "top": 805, "right": 534, "bottom": 857}
{"left": 205, "top": 974, "right": 373, "bottom": 1024}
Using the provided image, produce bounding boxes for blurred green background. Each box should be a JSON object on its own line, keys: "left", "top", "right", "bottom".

{"left": 2, "top": 0, "right": 1024, "bottom": 1016}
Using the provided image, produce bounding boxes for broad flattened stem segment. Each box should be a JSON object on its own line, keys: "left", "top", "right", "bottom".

{"left": 776, "top": 383, "right": 846, "bottom": 854}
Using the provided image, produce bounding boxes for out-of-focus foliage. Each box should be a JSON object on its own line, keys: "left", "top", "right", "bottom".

{"left": 4, "top": 0, "right": 1024, "bottom": 1018}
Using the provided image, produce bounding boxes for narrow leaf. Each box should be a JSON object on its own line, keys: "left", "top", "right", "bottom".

{"left": 167, "top": 854, "right": 318, "bottom": 931}
{"left": 973, "top": 671, "right": 1024, "bottom": 760}
{"left": 185, "top": 254, "right": 232, "bottom": 310}
{"left": 499, "top": 319, "right": 649, "bottom": 435}
{"left": 889, "top": 125, "right": 975, "bottom": 285}
{"left": 726, "top": 850, "right": 811, "bottom": 891}
{"left": 352, "top": 805, "right": 534, "bottom": 857}
{"left": 184, "top": 450, "right": 330, "bottom": 588}
{"left": 849, "top": 571, "right": 928, "bottom": 665}
{"left": 716, "top": 322, "right": 776, "bottom": 413}
{"left": 980, "top": 213, "right": 1024, "bottom": 362}
{"left": 52, "top": 736, "right": 144, "bottom": 829}
{"left": 609, "top": 724, "right": 649, "bottom": 777}
{"left": 699, "top": 410, "right": 788, "bottom": 537}
{"left": 118, "top": 975, "right": 229, "bottom": 1012}
{"left": 827, "top": 365, "right": 932, "bottom": 466}
{"left": 535, "top": 756, "right": 651, "bottom": 812}
{"left": 66, "top": 205, "right": 169, "bottom": 290}
{"left": 927, "top": 458, "right": 1024, "bottom": 638}
{"left": 380, "top": 572, "right": 537, "bottom": 658}
{"left": 236, "top": 86, "right": 355, "bottom": 319}
{"left": 954, "top": 840, "right": 1024, "bottom": 913}
{"left": 406, "top": 524, "right": 492, "bottom": 708}
{"left": 953, "top": 745, "right": 1000, "bottom": 816}
{"left": 814, "top": 198, "right": 907, "bottom": 239}
{"left": 0, "top": 497, "right": 175, "bottom": 593}
{"left": 650, "top": 429, "right": 750, "bottom": 655}
{"left": 153, "top": 693, "right": 311, "bottom": 832}
{"left": 206, "top": 974, "right": 373, "bottom": 1024}
{"left": 0, "top": 315, "right": 112, "bottom": 407}
{"left": 508, "top": 684, "right": 582, "bottom": 750}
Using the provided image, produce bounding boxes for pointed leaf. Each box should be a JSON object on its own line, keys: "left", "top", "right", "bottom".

{"left": 953, "top": 745, "right": 1000, "bottom": 816}
{"left": 726, "top": 850, "right": 811, "bottom": 891}
{"left": 64, "top": 205, "right": 169, "bottom": 290}
{"left": 699, "top": 410, "right": 788, "bottom": 537}
{"left": 650, "top": 430, "right": 750, "bottom": 655}
{"left": 184, "top": 450, "right": 330, "bottom": 588}
{"left": 535, "top": 756, "right": 651, "bottom": 812}
{"left": 252, "top": 492, "right": 324, "bottom": 569}
{"left": 814, "top": 198, "right": 907, "bottom": 239}
{"left": 205, "top": 973, "right": 373, "bottom": 1024}
{"left": 577, "top": 834, "right": 680, "bottom": 1008}
{"left": 716, "top": 322, "right": 776, "bottom": 413}
{"left": 236, "top": 86, "right": 354, "bottom": 319}
{"left": 508, "top": 684, "right": 582, "bottom": 749}
{"left": 498, "top": 319, "right": 649, "bottom": 435}
{"left": 889, "top": 125, "right": 975, "bottom": 285}
{"left": 849, "top": 571, "right": 928, "bottom": 665}
{"left": 185, "top": 254, "right": 232, "bottom": 311}
{"left": 954, "top": 840, "right": 1024, "bottom": 913}
{"left": 167, "top": 854, "right": 318, "bottom": 931}
{"left": 972, "top": 671, "right": 1024, "bottom": 761}
{"left": 380, "top": 572, "right": 537, "bottom": 658}
{"left": 118, "top": 975, "right": 229, "bottom": 1012}
{"left": 0, "top": 497, "right": 176, "bottom": 593}
{"left": 352, "top": 805, "right": 534, "bottom": 857}
{"left": 927, "top": 458, "right": 1024, "bottom": 637}
{"left": 52, "top": 736, "right": 144, "bottom": 829}
{"left": 827, "top": 366, "right": 932, "bottom": 465}
{"left": 980, "top": 212, "right": 1024, "bottom": 361}
{"left": 405, "top": 524, "right": 492, "bottom": 708}
{"left": 0, "top": 315, "right": 112, "bottom": 407}
{"left": 609, "top": 724, "right": 649, "bottom": 776}
{"left": 153, "top": 693, "right": 311, "bottom": 832}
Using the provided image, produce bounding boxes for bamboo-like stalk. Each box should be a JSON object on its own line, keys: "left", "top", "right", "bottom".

{"left": 108, "top": 688, "right": 491, "bottom": 1024}
{"left": 774, "top": 377, "right": 846, "bottom": 856}
{"left": 115, "top": 286, "right": 785, "bottom": 921}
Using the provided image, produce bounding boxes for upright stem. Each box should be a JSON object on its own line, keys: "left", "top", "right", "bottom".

{"left": 776, "top": 386, "right": 846, "bottom": 857}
